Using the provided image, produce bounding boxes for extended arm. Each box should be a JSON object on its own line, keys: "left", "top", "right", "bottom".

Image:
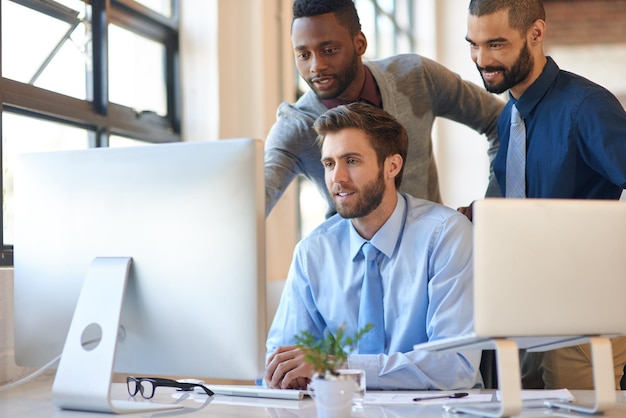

{"left": 424, "top": 57, "right": 504, "bottom": 198}
{"left": 264, "top": 100, "right": 332, "bottom": 217}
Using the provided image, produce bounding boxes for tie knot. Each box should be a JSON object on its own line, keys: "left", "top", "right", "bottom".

{"left": 511, "top": 104, "right": 522, "bottom": 124}
{"left": 362, "top": 242, "right": 379, "bottom": 262}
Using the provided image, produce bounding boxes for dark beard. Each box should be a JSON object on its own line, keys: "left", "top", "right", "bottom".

{"left": 306, "top": 50, "right": 359, "bottom": 100}
{"left": 336, "top": 167, "right": 385, "bottom": 219}
{"left": 479, "top": 41, "right": 534, "bottom": 94}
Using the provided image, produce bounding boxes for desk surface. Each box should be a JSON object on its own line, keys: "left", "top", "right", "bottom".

{"left": 2, "top": 375, "right": 626, "bottom": 418}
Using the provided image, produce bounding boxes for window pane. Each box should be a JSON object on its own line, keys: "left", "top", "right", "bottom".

{"left": 135, "top": 0, "right": 173, "bottom": 18}
{"left": 109, "top": 24, "right": 167, "bottom": 116}
{"left": 355, "top": 0, "right": 377, "bottom": 59}
{"left": 1, "top": 0, "right": 91, "bottom": 100}
{"left": 2, "top": 113, "right": 90, "bottom": 245}
{"left": 376, "top": 14, "right": 396, "bottom": 58}
{"left": 378, "top": 0, "right": 395, "bottom": 15}
{"left": 396, "top": 0, "right": 412, "bottom": 33}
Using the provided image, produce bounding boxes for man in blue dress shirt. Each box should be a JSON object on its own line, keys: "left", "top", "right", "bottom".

{"left": 465, "top": 0, "right": 626, "bottom": 389}
{"left": 265, "top": 103, "right": 481, "bottom": 390}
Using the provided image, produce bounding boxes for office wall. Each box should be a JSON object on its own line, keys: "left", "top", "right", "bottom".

{"left": 545, "top": 0, "right": 626, "bottom": 47}
{"left": 0, "top": 269, "right": 21, "bottom": 384}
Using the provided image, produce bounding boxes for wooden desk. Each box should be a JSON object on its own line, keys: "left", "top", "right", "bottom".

{"left": 2, "top": 375, "right": 626, "bottom": 417}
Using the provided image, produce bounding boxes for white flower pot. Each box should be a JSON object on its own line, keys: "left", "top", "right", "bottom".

{"left": 309, "top": 375, "right": 356, "bottom": 418}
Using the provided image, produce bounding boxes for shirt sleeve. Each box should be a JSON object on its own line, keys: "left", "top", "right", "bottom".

{"left": 348, "top": 213, "right": 481, "bottom": 390}
{"left": 575, "top": 90, "right": 626, "bottom": 190}
{"left": 264, "top": 102, "right": 324, "bottom": 217}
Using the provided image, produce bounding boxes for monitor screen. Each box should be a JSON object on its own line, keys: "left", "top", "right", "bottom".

{"left": 13, "top": 139, "right": 266, "bottom": 412}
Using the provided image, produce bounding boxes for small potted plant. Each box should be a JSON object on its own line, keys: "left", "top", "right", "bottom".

{"left": 294, "top": 323, "right": 372, "bottom": 417}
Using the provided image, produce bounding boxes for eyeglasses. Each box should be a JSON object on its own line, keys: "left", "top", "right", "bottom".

{"left": 127, "top": 376, "right": 214, "bottom": 399}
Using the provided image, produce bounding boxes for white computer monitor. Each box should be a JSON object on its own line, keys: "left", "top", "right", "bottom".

{"left": 13, "top": 138, "right": 266, "bottom": 413}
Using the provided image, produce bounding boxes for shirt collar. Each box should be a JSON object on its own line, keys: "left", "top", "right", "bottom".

{"left": 514, "top": 56, "right": 559, "bottom": 118}
{"left": 321, "top": 65, "right": 382, "bottom": 109}
{"left": 349, "top": 193, "right": 406, "bottom": 261}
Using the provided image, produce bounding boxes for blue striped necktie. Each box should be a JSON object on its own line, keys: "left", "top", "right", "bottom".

{"left": 506, "top": 104, "right": 526, "bottom": 198}
{"left": 357, "top": 242, "right": 385, "bottom": 354}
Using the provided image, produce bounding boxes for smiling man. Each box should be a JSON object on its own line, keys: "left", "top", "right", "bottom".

{"left": 465, "top": 0, "right": 626, "bottom": 390}
{"left": 263, "top": 0, "right": 504, "bottom": 218}
{"left": 265, "top": 103, "right": 480, "bottom": 391}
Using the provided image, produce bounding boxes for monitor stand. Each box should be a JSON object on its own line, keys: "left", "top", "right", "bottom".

{"left": 545, "top": 336, "right": 616, "bottom": 414}
{"left": 51, "top": 257, "right": 183, "bottom": 414}
{"left": 441, "top": 337, "right": 617, "bottom": 417}
{"left": 444, "top": 339, "right": 523, "bottom": 418}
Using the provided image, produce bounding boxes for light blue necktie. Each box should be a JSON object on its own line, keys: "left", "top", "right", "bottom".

{"left": 357, "top": 242, "right": 385, "bottom": 354}
{"left": 506, "top": 104, "right": 526, "bottom": 198}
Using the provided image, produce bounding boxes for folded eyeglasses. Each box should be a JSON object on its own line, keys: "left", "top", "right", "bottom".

{"left": 127, "top": 376, "right": 214, "bottom": 399}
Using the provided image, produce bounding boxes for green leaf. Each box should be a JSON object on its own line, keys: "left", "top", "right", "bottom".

{"left": 294, "top": 323, "right": 374, "bottom": 375}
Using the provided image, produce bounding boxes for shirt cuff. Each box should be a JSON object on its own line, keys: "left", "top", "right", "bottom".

{"left": 348, "top": 354, "right": 382, "bottom": 389}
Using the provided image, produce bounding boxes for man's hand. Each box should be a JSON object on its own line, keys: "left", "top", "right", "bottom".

{"left": 265, "top": 346, "right": 315, "bottom": 389}
{"left": 457, "top": 201, "right": 475, "bottom": 222}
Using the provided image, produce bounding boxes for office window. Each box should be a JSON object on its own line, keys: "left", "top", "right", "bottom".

{"left": 108, "top": 24, "right": 167, "bottom": 116}
{"left": 134, "top": 0, "right": 172, "bottom": 17}
{"left": 298, "top": 0, "right": 416, "bottom": 237}
{"left": 2, "top": 0, "right": 90, "bottom": 99}
{"left": 0, "top": 0, "right": 180, "bottom": 265}
{"left": 355, "top": 0, "right": 415, "bottom": 59}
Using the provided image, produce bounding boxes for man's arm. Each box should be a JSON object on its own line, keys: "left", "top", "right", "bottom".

{"left": 577, "top": 90, "right": 626, "bottom": 190}
{"left": 264, "top": 100, "right": 327, "bottom": 217}
{"left": 423, "top": 57, "right": 504, "bottom": 198}
{"left": 265, "top": 241, "right": 329, "bottom": 388}
{"left": 264, "top": 120, "right": 305, "bottom": 217}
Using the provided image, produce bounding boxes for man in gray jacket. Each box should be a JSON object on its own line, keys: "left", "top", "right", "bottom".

{"left": 264, "top": 0, "right": 504, "bottom": 217}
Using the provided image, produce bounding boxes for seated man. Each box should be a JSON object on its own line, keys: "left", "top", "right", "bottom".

{"left": 265, "top": 103, "right": 481, "bottom": 390}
